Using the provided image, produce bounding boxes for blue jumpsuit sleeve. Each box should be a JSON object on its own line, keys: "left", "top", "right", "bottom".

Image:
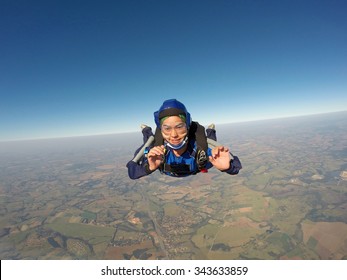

{"left": 126, "top": 160, "right": 151, "bottom": 179}
{"left": 126, "top": 145, "right": 154, "bottom": 180}
{"left": 223, "top": 155, "right": 242, "bottom": 175}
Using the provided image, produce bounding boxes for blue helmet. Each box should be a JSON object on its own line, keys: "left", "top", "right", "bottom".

{"left": 154, "top": 99, "right": 192, "bottom": 129}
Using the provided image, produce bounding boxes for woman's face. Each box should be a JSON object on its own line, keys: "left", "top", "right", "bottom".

{"left": 161, "top": 116, "right": 188, "bottom": 145}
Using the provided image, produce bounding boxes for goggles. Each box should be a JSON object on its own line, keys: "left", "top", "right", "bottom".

{"left": 161, "top": 122, "right": 187, "bottom": 135}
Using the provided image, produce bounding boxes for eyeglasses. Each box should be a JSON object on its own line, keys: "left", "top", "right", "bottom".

{"left": 161, "top": 123, "right": 187, "bottom": 134}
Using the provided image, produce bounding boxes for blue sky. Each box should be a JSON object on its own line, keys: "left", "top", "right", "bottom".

{"left": 1, "top": 0, "right": 346, "bottom": 141}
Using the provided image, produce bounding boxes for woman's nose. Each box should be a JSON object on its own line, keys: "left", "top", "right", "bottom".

{"left": 170, "top": 128, "right": 178, "bottom": 136}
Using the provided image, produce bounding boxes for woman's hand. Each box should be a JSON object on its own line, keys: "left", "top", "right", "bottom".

{"left": 147, "top": 145, "right": 165, "bottom": 171}
{"left": 209, "top": 146, "right": 231, "bottom": 171}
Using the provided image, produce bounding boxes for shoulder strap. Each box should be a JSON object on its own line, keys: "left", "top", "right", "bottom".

{"left": 188, "top": 121, "right": 208, "bottom": 152}
{"left": 153, "top": 126, "right": 164, "bottom": 146}
{"left": 189, "top": 122, "right": 208, "bottom": 171}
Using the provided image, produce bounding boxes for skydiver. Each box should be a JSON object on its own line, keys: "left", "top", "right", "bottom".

{"left": 126, "top": 99, "right": 242, "bottom": 179}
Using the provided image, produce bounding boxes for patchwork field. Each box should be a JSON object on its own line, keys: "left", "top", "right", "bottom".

{"left": 1, "top": 112, "right": 347, "bottom": 259}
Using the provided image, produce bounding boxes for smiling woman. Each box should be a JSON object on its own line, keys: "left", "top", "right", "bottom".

{"left": 126, "top": 99, "right": 242, "bottom": 179}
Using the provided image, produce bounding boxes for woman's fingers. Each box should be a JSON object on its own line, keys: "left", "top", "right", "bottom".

{"left": 212, "top": 146, "right": 229, "bottom": 159}
{"left": 148, "top": 145, "right": 165, "bottom": 157}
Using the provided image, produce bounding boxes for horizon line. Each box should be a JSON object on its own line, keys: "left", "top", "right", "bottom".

{"left": 1, "top": 110, "right": 346, "bottom": 143}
